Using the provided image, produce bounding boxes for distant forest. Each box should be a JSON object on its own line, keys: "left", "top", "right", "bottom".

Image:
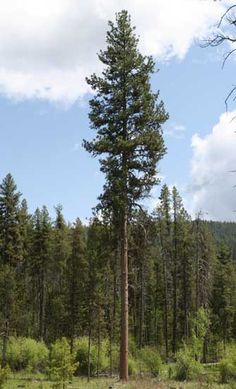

{"left": 0, "top": 172, "right": 235, "bottom": 370}
{"left": 206, "top": 221, "right": 236, "bottom": 261}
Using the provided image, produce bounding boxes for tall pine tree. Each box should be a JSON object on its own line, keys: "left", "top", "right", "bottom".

{"left": 84, "top": 10, "right": 168, "bottom": 380}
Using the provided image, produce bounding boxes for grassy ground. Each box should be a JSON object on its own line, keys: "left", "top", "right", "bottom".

{"left": 2, "top": 374, "right": 235, "bottom": 389}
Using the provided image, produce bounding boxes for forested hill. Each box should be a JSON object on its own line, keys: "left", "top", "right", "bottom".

{"left": 206, "top": 221, "right": 236, "bottom": 260}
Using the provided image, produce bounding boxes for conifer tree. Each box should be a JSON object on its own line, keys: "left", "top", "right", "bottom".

{"left": 66, "top": 218, "right": 86, "bottom": 353}
{"left": 30, "top": 207, "right": 52, "bottom": 340}
{"left": 211, "top": 243, "right": 236, "bottom": 344}
{"left": 156, "top": 184, "right": 172, "bottom": 360}
{"left": 0, "top": 174, "right": 23, "bottom": 345}
{"left": 84, "top": 10, "right": 168, "bottom": 380}
{"left": 0, "top": 174, "right": 22, "bottom": 266}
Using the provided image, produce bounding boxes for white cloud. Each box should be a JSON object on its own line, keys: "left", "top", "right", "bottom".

{"left": 190, "top": 111, "right": 236, "bottom": 221}
{"left": 164, "top": 123, "right": 186, "bottom": 139}
{"left": 0, "top": 0, "right": 231, "bottom": 104}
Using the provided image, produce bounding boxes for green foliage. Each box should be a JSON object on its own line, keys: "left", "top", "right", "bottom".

{"left": 191, "top": 308, "right": 210, "bottom": 361}
{"left": 49, "top": 338, "right": 77, "bottom": 383}
{"left": 128, "top": 337, "right": 138, "bottom": 358}
{"left": 84, "top": 9, "right": 167, "bottom": 217}
{"left": 0, "top": 173, "right": 22, "bottom": 265}
{"left": 127, "top": 339, "right": 162, "bottom": 377}
{"left": 6, "top": 337, "right": 49, "bottom": 372}
{"left": 137, "top": 347, "right": 162, "bottom": 377}
{"left": 175, "top": 344, "right": 203, "bottom": 381}
{"left": 74, "top": 337, "right": 109, "bottom": 376}
{"left": 0, "top": 365, "right": 10, "bottom": 389}
{"left": 128, "top": 357, "right": 139, "bottom": 376}
{"left": 219, "top": 344, "right": 236, "bottom": 383}
{"left": 74, "top": 337, "right": 95, "bottom": 376}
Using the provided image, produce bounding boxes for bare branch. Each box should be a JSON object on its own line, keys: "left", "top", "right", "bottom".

{"left": 217, "top": 5, "right": 236, "bottom": 28}
{"left": 222, "top": 48, "right": 236, "bottom": 68}
{"left": 225, "top": 86, "right": 236, "bottom": 111}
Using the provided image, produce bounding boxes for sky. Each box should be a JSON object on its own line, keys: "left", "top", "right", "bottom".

{"left": 0, "top": 0, "right": 236, "bottom": 222}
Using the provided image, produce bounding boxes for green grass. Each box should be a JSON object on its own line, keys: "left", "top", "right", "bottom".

{"left": 2, "top": 370, "right": 235, "bottom": 389}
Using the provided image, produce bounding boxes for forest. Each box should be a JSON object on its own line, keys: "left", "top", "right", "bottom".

{"left": 0, "top": 7, "right": 236, "bottom": 389}
{"left": 0, "top": 173, "right": 235, "bottom": 388}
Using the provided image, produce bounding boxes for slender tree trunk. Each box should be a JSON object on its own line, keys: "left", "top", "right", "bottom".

{"left": 1, "top": 320, "right": 9, "bottom": 368}
{"left": 97, "top": 309, "right": 101, "bottom": 378}
{"left": 203, "top": 336, "right": 207, "bottom": 363}
{"left": 69, "top": 283, "right": 75, "bottom": 355}
{"left": 87, "top": 322, "right": 91, "bottom": 382}
{"left": 163, "top": 258, "right": 169, "bottom": 361}
{"left": 109, "top": 323, "right": 113, "bottom": 377}
{"left": 139, "top": 261, "right": 144, "bottom": 349}
{"left": 195, "top": 219, "right": 200, "bottom": 311}
{"left": 172, "top": 269, "right": 177, "bottom": 354}
{"left": 183, "top": 258, "right": 189, "bottom": 338}
{"left": 39, "top": 269, "right": 46, "bottom": 340}
{"left": 172, "top": 211, "right": 177, "bottom": 354}
{"left": 119, "top": 209, "right": 128, "bottom": 381}
{"left": 109, "top": 256, "right": 117, "bottom": 377}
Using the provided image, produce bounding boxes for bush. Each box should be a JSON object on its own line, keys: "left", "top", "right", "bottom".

{"left": 6, "top": 337, "right": 49, "bottom": 372}
{"left": 0, "top": 366, "right": 10, "bottom": 389}
{"left": 74, "top": 337, "right": 109, "bottom": 376}
{"left": 175, "top": 345, "right": 203, "bottom": 381}
{"left": 129, "top": 337, "right": 138, "bottom": 358}
{"left": 49, "top": 338, "right": 77, "bottom": 384}
{"left": 138, "top": 346, "right": 162, "bottom": 376}
{"left": 128, "top": 356, "right": 139, "bottom": 375}
{"left": 219, "top": 344, "right": 236, "bottom": 383}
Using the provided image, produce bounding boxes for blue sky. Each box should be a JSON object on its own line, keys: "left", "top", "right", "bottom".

{"left": 0, "top": 0, "right": 236, "bottom": 222}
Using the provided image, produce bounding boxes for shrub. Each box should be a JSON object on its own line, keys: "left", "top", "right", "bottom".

{"left": 175, "top": 345, "right": 203, "bottom": 381}
{"left": 190, "top": 308, "right": 210, "bottom": 361}
{"left": 128, "top": 356, "right": 139, "bottom": 375}
{"left": 129, "top": 337, "right": 138, "bottom": 358}
{"left": 74, "top": 337, "right": 109, "bottom": 376}
{"left": 0, "top": 366, "right": 10, "bottom": 389}
{"left": 219, "top": 344, "right": 236, "bottom": 383}
{"left": 138, "top": 346, "right": 162, "bottom": 377}
{"left": 6, "top": 337, "right": 49, "bottom": 372}
{"left": 107, "top": 341, "right": 119, "bottom": 373}
{"left": 49, "top": 337, "right": 77, "bottom": 384}
{"left": 21, "top": 338, "right": 49, "bottom": 372}
{"left": 6, "top": 337, "right": 21, "bottom": 370}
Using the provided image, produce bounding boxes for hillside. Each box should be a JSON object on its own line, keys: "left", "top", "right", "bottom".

{"left": 206, "top": 220, "right": 236, "bottom": 260}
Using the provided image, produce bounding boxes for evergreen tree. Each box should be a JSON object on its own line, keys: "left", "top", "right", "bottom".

{"left": 83, "top": 10, "right": 168, "bottom": 380}
{"left": 66, "top": 218, "right": 86, "bottom": 353}
{"left": 193, "top": 216, "right": 215, "bottom": 310}
{"left": 211, "top": 243, "right": 236, "bottom": 344}
{"left": 47, "top": 205, "right": 71, "bottom": 341}
{"left": 0, "top": 174, "right": 22, "bottom": 266}
{"left": 156, "top": 184, "right": 172, "bottom": 360}
{"left": 16, "top": 198, "right": 33, "bottom": 335}
{"left": 30, "top": 207, "right": 52, "bottom": 340}
{"left": 0, "top": 174, "right": 23, "bottom": 349}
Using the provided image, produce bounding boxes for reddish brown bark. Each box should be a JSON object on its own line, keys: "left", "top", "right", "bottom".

{"left": 119, "top": 210, "right": 128, "bottom": 381}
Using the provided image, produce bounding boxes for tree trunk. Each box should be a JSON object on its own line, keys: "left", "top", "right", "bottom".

{"left": 97, "top": 309, "right": 101, "bottom": 378}
{"left": 139, "top": 261, "right": 144, "bottom": 349}
{"left": 163, "top": 259, "right": 169, "bottom": 361}
{"left": 119, "top": 209, "right": 128, "bottom": 381}
{"left": 183, "top": 258, "right": 189, "bottom": 338}
{"left": 172, "top": 211, "right": 177, "bottom": 354}
{"left": 39, "top": 269, "right": 46, "bottom": 340}
{"left": 195, "top": 218, "right": 200, "bottom": 311}
{"left": 87, "top": 323, "right": 91, "bottom": 382}
{"left": 1, "top": 320, "right": 9, "bottom": 368}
